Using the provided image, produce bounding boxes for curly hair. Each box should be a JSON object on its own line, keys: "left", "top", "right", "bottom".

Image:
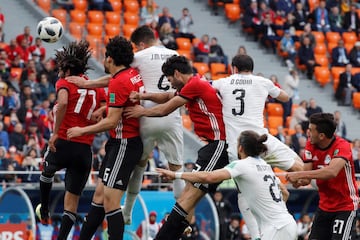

{"left": 161, "top": 55, "right": 192, "bottom": 76}
{"left": 309, "top": 113, "right": 337, "bottom": 138}
{"left": 55, "top": 40, "right": 92, "bottom": 76}
{"left": 105, "top": 36, "right": 133, "bottom": 67}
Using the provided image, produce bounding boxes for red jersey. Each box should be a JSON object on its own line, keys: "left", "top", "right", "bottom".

{"left": 107, "top": 67, "right": 143, "bottom": 139}
{"left": 303, "top": 136, "right": 359, "bottom": 212}
{"left": 55, "top": 76, "right": 105, "bottom": 145}
{"left": 179, "top": 75, "right": 226, "bottom": 141}
{"left": 16, "top": 34, "right": 33, "bottom": 46}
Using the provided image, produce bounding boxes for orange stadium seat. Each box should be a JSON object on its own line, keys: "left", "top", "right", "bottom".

{"left": 70, "top": 10, "right": 87, "bottom": 26}
{"left": 267, "top": 116, "right": 283, "bottom": 134}
{"left": 343, "top": 32, "right": 357, "bottom": 45}
{"left": 353, "top": 92, "right": 360, "bottom": 110}
{"left": 331, "top": 66, "right": 345, "bottom": 92}
{"left": 193, "top": 62, "right": 210, "bottom": 76}
{"left": 176, "top": 38, "right": 192, "bottom": 51}
{"left": 123, "top": 12, "right": 140, "bottom": 26}
{"left": 326, "top": 31, "right": 341, "bottom": 44}
{"left": 122, "top": 24, "right": 137, "bottom": 39}
{"left": 105, "top": 11, "right": 121, "bottom": 25}
{"left": 314, "top": 43, "right": 327, "bottom": 55}
{"left": 192, "top": 38, "right": 201, "bottom": 47}
{"left": 10, "top": 68, "right": 22, "bottom": 81}
{"left": 210, "top": 63, "right": 227, "bottom": 80}
{"left": 37, "top": 0, "right": 51, "bottom": 14}
{"left": 308, "top": 0, "right": 319, "bottom": 13}
{"left": 315, "top": 54, "right": 329, "bottom": 67}
{"left": 110, "top": 0, "right": 122, "bottom": 13}
{"left": 124, "top": 0, "right": 140, "bottom": 14}
{"left": 88, "top": 10, "right": 104, "bottom": 24}
{"left": 314, "top": 66, "right": 330, "bottom": 87}
{"left": 177, "top": 50, "right": 193, "bottom": 60}
{"left": 73, "top": 0, "right": 88, "bottom": 11}
{"left": 225, "top": 4, "right": 241, "bottom": 23}
{"left": 105, "top": 24, "right": 121, "bottom": 38}
{"left": 52, "top": 9, "right": 67, "bottom": 28}
{"left": 69, "top": 22, "right": 83, "bottom": 40}
{"left": 327, "top": 42, "right": 338, "bottom": 54}
{"left": 87, "top": 23, "right": 103, "bottom": 37}
{"left": 312, "top": 31, "right": 325, "bottom": 44}
{"left": 266, "top": 103, "right": 284, "bottom": 117}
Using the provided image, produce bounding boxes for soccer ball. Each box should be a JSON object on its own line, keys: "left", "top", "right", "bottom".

{"left": 37, "top": 17, "right": 63, "bottom": 43}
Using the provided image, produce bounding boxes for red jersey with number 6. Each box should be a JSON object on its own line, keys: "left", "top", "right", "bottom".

{"left": 107, "top": 67, "right": 144, "bottom": 139}
{"left": 55, "top": 75, "right": 106, "bottom": 145}
{"left": 303, "top": 136, "right": 359, "bottom": 212}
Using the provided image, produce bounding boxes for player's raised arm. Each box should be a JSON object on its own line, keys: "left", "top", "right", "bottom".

{"left": 66, "top": 75, "right": 111, "bottom": 88}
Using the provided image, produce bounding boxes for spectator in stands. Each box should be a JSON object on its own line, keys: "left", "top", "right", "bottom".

{"left": 6, "top": 72, "right": 20, "bottom": 93}
{"left": 267, "top": 74, "right": 282, "bottom": 103}
{"left": 140, "top": 0, "right": 159, "bottom": 26}
{"left": 329, "top": 6, "right": 345, "bottom": 33}
{"left": 0, "top": 146, "right": 8, "bottom": 181}
{"left": 343, "top": 3, "right": 360, "bottom": 33}
{"left": 0, "top": 50, "right": 10, "bottom": 67}
{"left": 16, "top": 26, "right": 33, "bottom": 46}
{"left": 332, "top": 39, "right": 350, "bottom": 66}
{"left": 4, "top": 39, "right": 20, "bottom": 64}
{"left": 38, "top": 73, "right": 55, "bottom": 102}
{"left": 209, "top": 37, "right": 228, "bottom": 66}
{"left": 280, "top": 29, "right": 297, "bottom": 68}
{"left": 293, "top": 2, "right": 308, "bottom": 30}
{"left": 18, "top": 85, "right": 37, "bottom": 115}
{"left": 352, "top": 139, "right": 360, "bottom": 173}
{"left": 298, "top": 36, "right": 317, "bottom": 79}
{"left": 353, "top": 72, "right": 360, "bottom": 92}
{"left": 243, "top": 0, "right": 262, "bottom": 41}
{"left": 0, "top": 81, "right": 9, "bottom": 114}
{"left": 299, "top": 23, "right": 316, "bottom": 48}
{"left": 180, "top": 215, "right": 199, "bottom": 240}
{"left": 290, "top": 100, "right": 308, "bottom": 129}
{"left": 291, "top": 123, "right": 307, "bottom": 154}
{"left": 0, "top": 60, "right": 9, "bottom": 81}
{"left": 0, "top": 121, "right": 9, "bottom": 150}
{"left": 349, "top": 41, "right": 360, "bottom": 67}
{"left": 0, "top": 22, "right": 4, "bottom": 42}
{"left": 195, "top": 34, "right": 210, "bottom": 63}
{"left": 6, "top": 86, "right": 20, "bottom": 113}
{"left": 9, "top": 122, "right": 25, "bottom": 152}
{"left": 136, "top": 211, "right": 160, "bottom": 240}
{"left": 260, "top": 12, "right": 281, "bottom": 54}
{"left": 275, "top": 125, "right": 287, "bottom": 143}
{"left": 20, "top": 147, "right": 40, "bottom": 183}
{"left": 23, "top": 72, "right": 41, "bottom": 103}
{"left": 314, "top": 0, "right": 331, "bottom": 32}
{"left": 20, "top": 59, "right": 38, "bottom": 83}
{"left": 159, "top": 22, "right": 178, "bottom": 50}
{"left": 56, "top": 0, "right": 74, "bottom": 11}
{"left": 38, "top": 59, "right": 58, "bottom": 86}
{"left": 149, "top": 19, "right": 159, "bottom": 40}
{"left": 297, "top": 213, "right": 312, "bottom": 240}
{"left": 282, "top": 69, "right": 300, "bottom": 125}
{"left": 306, "top": 98, "right": 323, "bottom": 119}
{"left": 224, "top": 213, "right": 242, "bottom": 240}
{"left": 3, "top": 146, "right": 22, "bottom": 183}
{"left": 334, "top": 110, "right": 347, "bottom": 139}
{"left": 11, "top": 54, "right": 25, "bottom": 69}
{"left": 158, "top": 7, "right": 176, "bottom": 30}
{"left": 17, "top": 38, "right": 31, "bottom": 63}
{"left": 237, "top": 45, "right": 247, "bottom": 55}
{"left": 88, "top": 0, "right": 113, "bottom": 11}
{"left": 29, "top": 37, "right": 46, "bottom": 62}
{"left": 335, "top": 63, "right": 357, "bottom": 106}
{"left": 277, "top": 0, "right": 295, "bottom": 15}
{"left": 213, "top": 190, "right": 233, "bottom": 239}
{"left": 176, "top": 8, "right": 195, "bottom": 42}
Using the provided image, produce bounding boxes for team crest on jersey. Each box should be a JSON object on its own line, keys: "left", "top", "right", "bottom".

{"left": 324, "top": 154, "right": 331, "bottom": 164}
{"left": 333, "top": 149, "right": 339, "bottom": 156}
{"left": 109, "top": 93, "right": 115, "bottom": 103}
{"left": 305, "top": 150, "right": 312, "bottom": 160}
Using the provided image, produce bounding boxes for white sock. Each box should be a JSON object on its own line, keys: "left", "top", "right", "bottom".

{"left": 123, "top": 165, "right": 146, "bottom": 223}
{"left": 173, "top": 168, "right": 186, "bottom": 199}
{"left": 237, "top": 193, "right": 261, "bottom": 239}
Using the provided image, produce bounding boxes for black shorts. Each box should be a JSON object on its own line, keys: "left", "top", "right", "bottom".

{"left": 192, "top": 140, "right": 229, "bottom": 193}
{"left": 99, "top": 137, "right": 143, "bottom": 190}
{"left": 43, "top": 139, "right": 92, "bottom": 195}
{"left": 309, "top": 208, "right": 357, "bottom": 240}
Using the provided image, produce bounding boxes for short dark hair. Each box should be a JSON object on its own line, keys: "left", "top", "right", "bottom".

{"left": 105, "top": 36, "right": 134, "bottom": 67}
{"left": 55, "top": 40, "right": 91, "bottom": 76}
{"left": 162, "top": 55, "right": 193, "bottom": 76}
{"left": 309, "top": 113, "right": 337, "bottom": 138}
{"left": 130, "top": 25, "right": 155, "bottom": 45}
{"left": 238, "top": 130, "right": 268, "bottom": 157}
{"left": 231, "top": 54, "right": 254, "bottom": 72}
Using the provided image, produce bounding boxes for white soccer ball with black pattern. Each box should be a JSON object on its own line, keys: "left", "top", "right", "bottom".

{"left": 37, "top": 17, "right": 63, "bottom": 43}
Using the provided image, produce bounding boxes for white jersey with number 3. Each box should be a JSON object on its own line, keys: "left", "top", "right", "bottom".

{"left": 224, "top": 157, "right": 297, "bottom": 239}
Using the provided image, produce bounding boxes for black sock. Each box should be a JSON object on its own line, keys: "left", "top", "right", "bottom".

{"left": 58, "top": 210, "right": 77, "bottom": 240}
{"left": 79, "top": 202, "right": 105, "bottom": 240}
{"left": 39, "top": 173, "right": 53, "bottom": 215}
{"left": 155, "top": 202, "right": 189, "bottom": 240}
{"left": 106, "top": 208, "right": 124, "bottom": 240}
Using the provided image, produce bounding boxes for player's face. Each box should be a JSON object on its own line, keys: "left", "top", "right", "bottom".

{"left": 168, "top": 71, "right": 184, "bottom": 91}
{"left": 308, "top": 123, "right": 320, "bottom": 145}
{"left": 104, "top": 55, "right": 110, "bottom": 74}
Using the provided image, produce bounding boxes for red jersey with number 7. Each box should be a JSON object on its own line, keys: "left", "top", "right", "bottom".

{"left": 107, "top": 67, "right": 144, "bottom": 139}
{"left": 55, "top": 75, "right": 106, "bottom": 145}
{"left": 303, "top": 136, "right": 359, "bottom": 211}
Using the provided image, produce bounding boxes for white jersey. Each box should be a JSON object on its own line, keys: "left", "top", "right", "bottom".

{"left": 224, "top": 157, "right": 296, "bottom": 232}
{"left": 131, "top": 45, "right": 183, "bottom": 164}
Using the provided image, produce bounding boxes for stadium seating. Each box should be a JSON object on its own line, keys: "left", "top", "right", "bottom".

{"left": 193, "top": 62, "right": 210, "bottom": 76}
{"left": 176, "top": 38, "right": 192, "bottom": 51}
{"left": 210, "top": 63, "right": 228, "bottom": 80}
{"left": 87, "top": 23, "right": 103, "bottom": 38}
{"left": 124, "top": 0, "right": 140, "bottom": 14}
{"left": 105, "top": 11, "right": 121, "bottom": 25}
{"left": 109, "top": 0, "right": 122, "bottom": 13}
{"left": 69, "top": 22, "right": 83, "bottom": 40}
{"left": 70, "top": 10, "right": 87, "bottom": 27}
{"left": 353, "top": 92, "right": 360, "bottom": 110}
{"left": 87, "top": 10, "right": 104, "bottom": 24}
{"left": 123, "top": 12, "right": 140, "bottom": 26}
{"left": 37, "top": 0, "right": 51, "bottom": 14}
{"left": 314, "top": 66, "right": 331, "bottom": 87}
{"left": 52, "top": 9, "right": 67, "bottom": 28}
{"left": 266, "top": 102, "right": 284, "bottom": 117}
{"left": 73, "top": 0, "right": 88, "bottom": 12}
{"left": 224, "top": 4, "right": 241, "bottom": 23}
{"left": 105, "top": 24, "right": 121, "bottom": 38}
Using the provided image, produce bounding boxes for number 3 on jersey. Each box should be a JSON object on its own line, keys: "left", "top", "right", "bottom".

{"left": 232, "top": 89, "right": 245, "bottom": 116}
{"left": 74, "top": 89, "right": 97, "bottom": 120}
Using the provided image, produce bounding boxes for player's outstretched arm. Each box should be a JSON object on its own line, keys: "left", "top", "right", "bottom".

{"left": 129, "top": 91, "right": 174, "bottom": 104}
{"left": 66, "top": 75, "right": 110, "bottom": 88}
{"left": 156, "top": 168, "right": 231, "bottom": 183}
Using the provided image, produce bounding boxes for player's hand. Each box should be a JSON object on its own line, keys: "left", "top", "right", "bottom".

{"left": 124, "top": 105, "right": 145, "bottom": 118}
{"left": 156, "top": 168, "right": 175, "bottom": 180}
{"left": 48, "top": 133, "right": 58, "bottom": 152}
{"left": 91, "top": 107, "right": 105, "bottom": 122}
{"left": 66, "top": 76, "right": 87, "bottom": 87}
{"left": 129, "top": 91, "right": 140, "bottom": 103}
{"left": 67, "top": 127, "right": 84, "bottom": 139}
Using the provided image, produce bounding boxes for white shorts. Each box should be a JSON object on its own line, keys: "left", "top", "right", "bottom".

{"left": 140, "top": 114, "right": 183, "bottom": 166}
{"left": 228, "top": 133, "right": 297, "bottom": 171}
{"left": 261, "top": 221, "right": 297, "bottom": 240}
